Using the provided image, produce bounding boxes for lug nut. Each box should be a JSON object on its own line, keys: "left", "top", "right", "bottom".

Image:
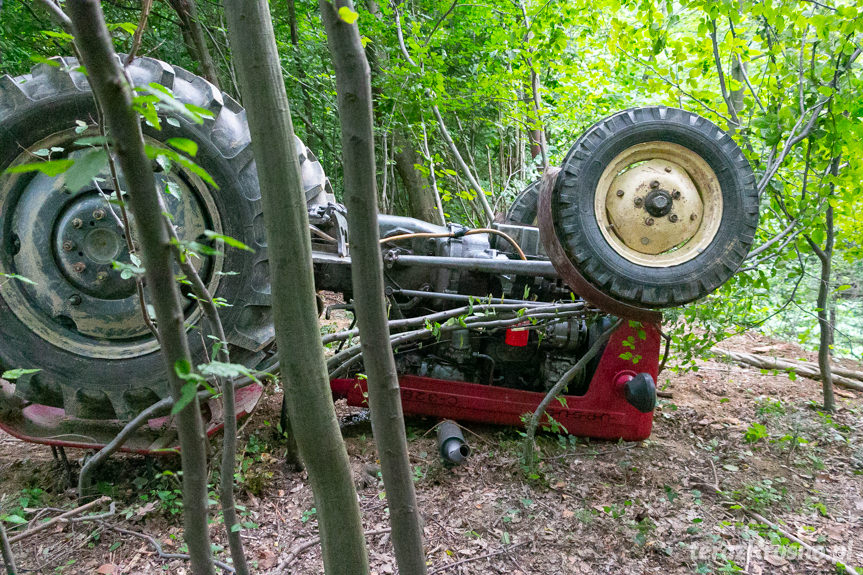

{"left": 68, "top": 294, "right": 82, "bottom": 306}
{"left": 669, "top": 214, "right": 679, "bottom": 223}
{"left": 72, "top": 218, "right": 83, "bottom": 229}
{"left": 96, "top": 271, "right": 109, "bottom": 282}
{"left": 690, "top": 213, "right": 698, "bottom": 221}
{"left": 62, "top": 240, "right": 75, "bottom": 252}
{"left": 671, "top": 190, "right": 681, "bottom": 200}
{"left": 634, "top": 197, "right": 644, "bottom": 207}
{"left": 72, "top": 262, "right": 86, "bottom": 273}
{"left": 664, "top": 166, "right": 672, "bottom": 173}
{"left": 644, "top": 217, "right": 655, "bottom": 226}
{"left": 616, "top": 189, "right": 624, "bottom": 197}
{"left": 93, "top": 209, "right": 105, "bottom": 220}
{"left": 650, "top": 180, "right": 660, "bottom": 189}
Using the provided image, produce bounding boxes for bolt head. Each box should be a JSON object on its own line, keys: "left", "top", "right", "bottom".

{"left": 690, "top": 213, "right": 698, "bottom": 221}
{"left": 664, "top": 166, "right": 672, "bottom": 173}
{"left": 68, "top": 294, "right": 82, "bottom": 306}
{"left": 634, "top": 197, "right": 644, "bottom": 207}
{"left": 650, "top": 180, "right": 660, "bottom": 189}
{"left": 72, "top": 262, "right": 86, "bottom": 273}
{"left": 641, "top": 237, "right": 650, "bottom": 245}
{"left": 645, "top": 217, "right": 655, "bottom": 226}
{"left": 62, "top": 240, "right": 75, "bottom": 252}
{"left": 96, "top": 271, "right": 109, "bottom": 281}
{"left": 616, "top": 189, "right": 624, "bottom": 197}
{"left": 72, "top": 218, "right": 83, "bottom": 229}
{"left": 669, "top": 214, "right": 679, "bottom": 223}
{"left": 671, "top": 190, "right": 681, "bottom": 200}
{"left": 93, "top": 209, "right": 105, "bottom": 220}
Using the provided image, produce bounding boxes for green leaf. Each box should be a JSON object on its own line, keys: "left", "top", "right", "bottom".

{"left": 199, "top": 361, "right": 254, "bottom": 379}
{"left": 203, "top": 230, "right": 253, "bottom": 252}
{"left": 172, "top": 381, "right": 199, "bottom": 415}
{"left": 167, "top": 138, "right": 199, "bottom": 157}
{"left": 63, "top": 149, "right": 108, "bottom": 193}
{"left": 4, "top": 159, "right": 74, "bottom": 177}
{"left": 2, "top": 514, "right": 27, "bottom": 525}
{"left": 338, "top": 6, "right": 360, "bottom": 24}
{"left": 172, "top": 360, "right": 204, "bottom": 414}
{"left": 2, "top": 368, "right": 41, "bottom": 380}
{"left": 231, "top": 524, "right": 242, "bottom": 533}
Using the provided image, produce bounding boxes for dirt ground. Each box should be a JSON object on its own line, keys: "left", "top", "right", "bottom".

{"left": 1, "top": 329, "right": 861, "bottom": 575}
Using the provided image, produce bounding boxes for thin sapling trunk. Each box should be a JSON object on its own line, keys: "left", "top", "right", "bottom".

{"left": 320, "top": 2, "right": 427, "bottom": 573}
{"left": 65, "top": 2, "right": 215, "bottom": 573}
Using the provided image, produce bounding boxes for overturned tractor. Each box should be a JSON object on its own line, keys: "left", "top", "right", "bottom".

{"left": 0, "top": 58, "right": 758, "bottom": 453}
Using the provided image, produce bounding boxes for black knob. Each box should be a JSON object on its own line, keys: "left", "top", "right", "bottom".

{"left": 623, "top": 373, "right": 657, "bottom": 413}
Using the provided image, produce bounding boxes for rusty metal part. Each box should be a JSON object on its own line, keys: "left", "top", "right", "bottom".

{"left": 537, "top": 168, "right": 661, "bottom": 324}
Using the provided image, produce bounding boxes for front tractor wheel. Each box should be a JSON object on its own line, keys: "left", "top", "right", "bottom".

{"left": 547, "top": 106, "right": 759, "bottom": 309}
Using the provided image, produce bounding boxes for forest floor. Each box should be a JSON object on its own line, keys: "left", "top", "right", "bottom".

{"left": 1, "top": 326, "right": 862, "bottom": 575}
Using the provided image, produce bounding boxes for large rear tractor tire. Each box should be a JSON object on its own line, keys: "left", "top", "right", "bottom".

{"left": 0, "top": 57, "right": 330, "bottom": 420}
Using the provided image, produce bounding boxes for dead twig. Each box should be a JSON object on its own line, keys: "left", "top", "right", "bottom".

{"left": 8, "top": 496, "right": 111, "bottom": 543}
{"left": 274, "top": 528, "right": 392, "bottom": 571}
{"left": 94, "top": 520, "right": 235, "bottom": 573}
{"left": 428, "top": 541, "right": 529, "bottom": 574}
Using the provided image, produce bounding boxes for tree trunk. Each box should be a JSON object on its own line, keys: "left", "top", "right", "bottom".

{"left": 222, "top": 2, "right": 370, "bottom": 573}
{"left": 167, "top": 0, "right": 220, "bottom": 88}
{"left": 66, "top": 3, "right": 215, "bottom": 574}
{"left": 320, "top": 2, "right": 427, "bottom": 574}
{"left": 0, "top": 521, "right": 15, "bottom": 575}
{"left": 814, "top": 204, "right": 836, "bottom": 412}
{"left": 393, "top": 131, "right": 443, "bottom": 225}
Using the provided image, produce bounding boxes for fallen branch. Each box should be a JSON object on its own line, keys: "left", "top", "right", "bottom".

{"left": 713, "top": 348, "right": 863, "bottom": 392}
{"left": 428, "top": 541, "right": 529, "bottom": 574}
{"left": 8, "top": 497, "right": 110, "bottom": 543}
{"left": 275, "top": 528, "right": 392, "bottom": 571}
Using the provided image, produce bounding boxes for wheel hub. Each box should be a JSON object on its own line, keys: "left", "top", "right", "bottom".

{"left": 54, "top": 195, "right": 136, "bottom": 300}
{"left": 0, "top": 136, "right": 217, "bottom": 358}
{"left": 643, "top": 189, "right": 673, "bottom": 217}
{"left": 595, "top": 142, "right": 722, "bottom": 267}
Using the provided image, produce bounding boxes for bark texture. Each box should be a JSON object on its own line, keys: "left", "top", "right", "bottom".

{"left": 320, "top": 2, "right": 427, "bottom": 573}
{"left": 66, "top": 2, "right": 214, "bottom": 574}
{"left": 222, "top": 2, "right": 370, "bottom": 573}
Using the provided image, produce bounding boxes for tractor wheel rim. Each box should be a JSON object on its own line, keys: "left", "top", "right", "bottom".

{"left": 0, "top": 129, "right": 222, "bottom": 359}
{"left": 594, "top": 141, "right": 723, "bottom": 268}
